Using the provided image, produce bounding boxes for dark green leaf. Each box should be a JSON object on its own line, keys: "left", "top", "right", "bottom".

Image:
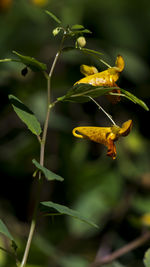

{"left": 144, "top": 248, "right": 150, "bottom": 267}
{"left": 0, "top": 219, "right": 14, "bottom": 241}
{"left": 57, "top": 84, "right": 119, "bottom": 103}
{"left": 80, "top": 47, "right": 103, "bottom": 57}
{"left": 120, "top": 89, "right": 149, "bottom": 111}
{"left": 32, "top": 159, "right": 64, "bottom": 181}
{"left": 45, "top": 10, "right": 61, "bottom": 24}
{"left": 57, "top": 83, "right": 149, "bottom": 110}
{"left": 40, "top": 201, "right": 98, "bottom": 228}
{"left": 9, "top": 95, "right": 42, "bottom": 136}
{"left": 13, "top": 51, "right": 47, "bottom": 72}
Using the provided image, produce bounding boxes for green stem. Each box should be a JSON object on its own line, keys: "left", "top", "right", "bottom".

{"left": 19, "top": 35, "right": 65, "bottom": 267}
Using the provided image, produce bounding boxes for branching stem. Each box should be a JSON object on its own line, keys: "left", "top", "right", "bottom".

{"left": 90, "top": 231, "right": 150, "bottom": 267}
{"left": 19, "top": 34, "right": 65, "bottom": 267}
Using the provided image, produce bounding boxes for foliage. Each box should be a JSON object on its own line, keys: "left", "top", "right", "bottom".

{"left": 0, "top": 1, "right": 150, "bottom": 267}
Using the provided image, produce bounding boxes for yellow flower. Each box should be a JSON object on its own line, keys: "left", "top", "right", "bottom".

{"left": 0, "top": 0, "right": 12, "bottom": 11}
{"left": 31, "top": 0, "right": 48, "bottom": 7}
{"left": 74, "top": 55, "right": 125, "bottom": 104}
{"left": 141, "top": 213, "right": 150, "bottom": 227}
{"left": 72, "top": 120, "right": 132, "bottom": 160}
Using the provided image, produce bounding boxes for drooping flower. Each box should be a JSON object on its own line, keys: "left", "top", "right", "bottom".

{"left": 72, "top": 120, "right": 132, "bottom": 160}
{"left": 74, "top": 55, "right": 125, "bottom": 104}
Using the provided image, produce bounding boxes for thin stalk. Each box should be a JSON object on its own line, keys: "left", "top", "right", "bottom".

{"left": 89, "top": 96, "right": 116, "bottom": 125}
{"left": 90, "top": 231, "right": 150, "bottom": 267}
{"left": 20, "top": 35, "right": 65, "bottom": 267}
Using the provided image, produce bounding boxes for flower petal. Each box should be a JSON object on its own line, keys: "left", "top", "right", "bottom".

{"left": 80, "top": 64, "right": 98, "bottom": 76}
{"left": 119, "top": 120, "right": 133, "bottom": 136}
{"left": 107, "top": 139, "right": 117, "bottom": 160}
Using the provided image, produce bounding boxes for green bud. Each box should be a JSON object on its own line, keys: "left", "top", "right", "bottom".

{"left": 52, "top": 27, "right": 61, "bottom": 36}
{"left": 76, "top": 36, "right": 86, "bottom": 48}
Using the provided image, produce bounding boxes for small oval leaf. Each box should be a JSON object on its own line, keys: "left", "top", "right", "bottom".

{"left": 40, "top": 201, "right": 98, "bottom": 228}
{"left": 32, "top": 159, "right": 64, "bottom": 181}
{"left": 0, "top": 219, "right": 14, "bottom": 241}
{"left": 9, "top": 95, "right": 42, "bottom": 136}
{"left": 71, "top": 24, "right": 85, "bottom": 30}
{"left": 13, "top": 51, "right": 47, "bottom": 72}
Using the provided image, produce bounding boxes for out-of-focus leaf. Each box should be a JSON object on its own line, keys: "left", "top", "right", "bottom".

{"left": 0, "top": 219, "right": 14, "bottom": 241}
{"left": 68, "top": 171, "right": 123, "bottom": 237}
{"left": 60, "top": 255, "right": 89, "bottom": 267}
{"left": 144, "top": 248, "right": 150, "bottom": 267}
{"left": 102, "top": 262, "right": 125, "bottom": 267}
{"left": 132, "top": 196, "right": 150, "bottom": 214}
{"left": 12, "top": 51, "right": 47, "bottom": 72}
{"left": 57, "top": 83, "right": 149, "bottom": 110}
{"left": 40, "top": 201, "right": 98, "bottom": 228}
{"left": 45, "top": 10, "right": 61, "bottom": 24}
{"left": 9, "top": 95, "right": 42, "bottom": 136}
{"left": 32, "top": 159, "right": 64, "bottom": 181}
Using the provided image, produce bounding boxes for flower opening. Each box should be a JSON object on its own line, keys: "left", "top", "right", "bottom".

{"left": 72, "top": 120, "right": 132, "bottom": 160}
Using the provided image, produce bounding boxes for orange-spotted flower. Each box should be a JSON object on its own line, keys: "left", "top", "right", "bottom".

{"left": 72, "top": 120, "right": 132, "bottom": 160}
{"left": 74, "top": 55, "right": 125, "bottom": 104}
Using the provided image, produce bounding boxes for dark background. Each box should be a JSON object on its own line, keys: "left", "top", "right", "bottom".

{"left": 0, "top": 0, "right": 150, "bottom": 266}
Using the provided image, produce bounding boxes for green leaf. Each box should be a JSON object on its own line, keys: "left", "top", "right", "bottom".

{"left": 144, "top": 248, "right": 150, "bottom": 267}
{"left": 57, "top": 83, "right": 149, "bottom": 111}
{"left": 57, "top": 84, "right": 119, "bottom": 103}
{"left": 0, "top": 58, "right": 18, "bottom": 63}
{"left": 45, "top": 10, "right": 61, "bottom": 24}
{"left": 40, "top": 201, "right": 98, "bottom": 228}
{"left": 12, "top": 51, "right": 47, "bottom": 72}
{"left": 71, "top": 24, "right": 85, "bottom": 30}
{"left": 32, "top": 159, "right": 64, "bottom": 182}
{"left": 120, "top": 88, "right": 149, "bottom": 111}
{"left": 0, "top": 219, "right": 14, "bottom": 241}
{"left": 9, "top": 95, "right": 42, "bottom": 136}
{"left": 80, "top": 47, "right": 103, "bottom": 57}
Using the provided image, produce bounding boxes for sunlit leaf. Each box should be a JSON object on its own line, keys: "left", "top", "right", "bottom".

{"left": 9, "top": 95, "right": 42, "bottom": 136}
{"left": 40, "top": 201, "right": 98, "bottom": 228}
{"left": 0, "top": 219, "right": 14, "bottom": 241}
{"left": 13, "top": 51, "right": 47, "bottom": 72}
{"left": 57, "top": 83, "right": 149, "bottom": 110}
{"left": 32, "top": 159, "right": 64, "bottom": 181}
{"left": 0, "top": 58, "right": 19, "bottom": 63}
{"left": 71, "top": 24, "right": 85, "bottom": 30}
{"left": 45, "top": 10, "right": 61, "bottom": 24}
{"left": 144, "top": 248, "right": 150, "bottom": 267}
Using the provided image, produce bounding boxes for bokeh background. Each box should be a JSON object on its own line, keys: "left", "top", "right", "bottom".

{"left": 0, "top": 0, "right": 150, "bottom": 266}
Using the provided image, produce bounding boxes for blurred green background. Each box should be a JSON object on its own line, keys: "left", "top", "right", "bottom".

{"left": 0, "top": 0, "right": 150, "bottom": 266}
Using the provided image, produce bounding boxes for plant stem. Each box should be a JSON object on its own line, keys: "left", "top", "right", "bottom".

{"left": 20, "top": 35, "right": 65, "bottom": 267}
{"left": 89, "top": 96, "right": 116, "bottom": 125}
{"left": 90, "top": 231, "right": 150, "bottom": 267}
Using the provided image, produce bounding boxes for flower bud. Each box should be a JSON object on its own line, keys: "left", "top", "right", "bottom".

{"left": 76, "top": 36, "right": 86, "bottom": 48}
